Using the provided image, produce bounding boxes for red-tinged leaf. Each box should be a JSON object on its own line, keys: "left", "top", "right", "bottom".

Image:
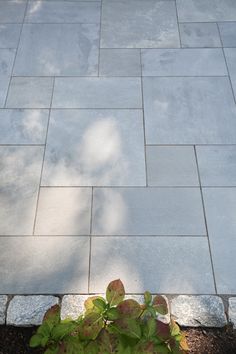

{"left": 156, "top": 320, "right": 171, "bottom": 340}
{"left": 169, "top": 338, "right": 187, "bottom": 354}
{"left": 152, "top": 296, "right": 168, "bottom": 315}
{"left": 80, "top": 312, "right": 103, "bottom": 340}
{"left": 97, "top": 329, "right": 117, "bottom": 354}
{"left": 106, "top": 279, "right": 125, "bottom": 306}
{"left": 180, "top": 334, "right": 189, "bottom": 352}
{"left": 114, "top": 318, "right": 141, "bottom": 339}
{"left": 43, "top": 305, "right": 60, "bottom": 325}
{"left": 84, "top": 296, "right": 105, "bottom": 313}
{"left": 117, "top": 299, "right": 142, "bottom": 319}
{"left": 58, "top": 337, "right": 84, "bottom": 354}
{"left": 133, "top": 341, "right": 155, "bottom": 354}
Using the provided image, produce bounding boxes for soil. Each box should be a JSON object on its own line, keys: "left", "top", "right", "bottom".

{"left": 0, "top": 325, "right": 236, "bottom": 354}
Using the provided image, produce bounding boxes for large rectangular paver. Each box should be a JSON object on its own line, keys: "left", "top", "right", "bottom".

{"left": 0, "top": 146, "right": 43, "bottom": 235}
{"left": 143, "top": 77, "right": 236, "bottom": 144}
{"left": 0, "top": 237, "right": 89, "bottom": 293}
{"left": 0, "top": 1, "right": 26, "bottom": 23}
{"left": 0, "top": 109, "right": 49, "bottom": 144}
{"left": 92, "top": 188, "right": 206, "bottom": 235}
{"left": 0, "top": 24, "right": 21, "bottom": 49}
{"left": 101, "top": 0, "right": 180, "bottom": 48}
{"left": 179, "top": 23, "right": 221, "bottom": 48}
{"left": 197, "top": 146, "right": 236, "bottom": 186}
{"left": 218, "top": 23, "right": 236, "bottom": 47}
{"left": 25, "top": 2, "right": 100, "bottom": 24}
{"left": 90, "top": 237, "right": 215, "bottom": 294}
{"left": 42, "top": 109, "right": 146, "bottom": 186}
{"left": 176, "top": 0, "right": 236, "bottom": 22}
{"left": 146, "top": 146, "right": 199, "bottom": 187}
{"left": 13, "top": 24, "right": 99, "bottom": 76}
{"left": 52, "top": 78, "right": 142, "bottom": 108}
{"left": 0, "top": 49, "right": 15, "bottom": 75}
{"left": 203, "top": 188, "right": 236, "bottom": 294}
{"left": 0, "top": 76, "right": 10, "bottom": 108}
{"left": 141, "top": 49, "right": 227, "bottom": 76}
{"left": 224, "top": 48, "right": 236, "bottom": 98}
{"left": 35, "top": 188, "right": 92, "bottom": 235}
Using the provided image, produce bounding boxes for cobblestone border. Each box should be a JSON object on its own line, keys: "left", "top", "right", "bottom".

{"left": 0, "top": 294, "right": 235, "bottom": 329}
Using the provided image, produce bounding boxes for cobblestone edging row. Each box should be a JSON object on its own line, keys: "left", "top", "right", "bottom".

{"left": 0, "top": 295, "right": 235, "bottom": 329}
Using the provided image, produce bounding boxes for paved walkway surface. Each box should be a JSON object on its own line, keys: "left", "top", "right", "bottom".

{"left": 0, "top": 0, "right": 236, "bottom": 295}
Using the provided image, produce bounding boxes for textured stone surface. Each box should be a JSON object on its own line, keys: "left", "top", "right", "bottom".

{"left": 0, "top": 295, "right": 8, "bottom": 325}
{"left": 0, "top": 24, "right": 21, "bottom": 49}
{"left": 7, "top": 296, "right": 59, "bottom": 326}
{"left": 219, "top": 23, "right": 236, "bottom": 47}
{"left": 179, "top": 23, "right": 221, "bottom": 48}
{"left": 171, "top": 296, "right": 227, "bottom": 327}
{"left": 99, "top": 49, "right": 141, "bottom": 76}
{"left": 229, "top": 298, "right": 236, "bottom": 328}
{"left": 0, "top": 1, "right": 26, "bottom": 23}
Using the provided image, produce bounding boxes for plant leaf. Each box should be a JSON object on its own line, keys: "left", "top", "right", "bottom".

{"left": 152, "top": 296, "right": 168, "bottom": 315}
{"left": 29, "top": 334, "right": 42, "bottom": 348}
{"left": 51, "top": 322, "right": 77, "bottom": 341}
{"left": 133, "top": 341, "right": 155, "bottom": 354}
{"left": 143, "top": 317, "right": 156, "bottom": 339}
{"left": 93, "top": 298, "right": 107, "bottom": 312}
{"left": 106, "top": 307, "right": 119, "bottom": 321}
{"left": 106, "top": 279, "right": 125, "bottom": 306}
{"left": 84, "top": 296, "right": 105, "bottom": 314}
{"left": 117, "top": 299, "right": 141, "bottom": 319}
{"left": 170, "top": 320, "right": 180, "bottom": 337}
{"left": 180, "top": 333, "right": 189, "bottom": 351}
{"left": 43, "top": 305, "right": 60, "bottom": 325}
{"left": 156, "top": 320, "right": 171, "bottom": 341}
{"left": 144, "top": 291, "right": 152, "bottom": 306}
{"left": 80, "top": 312, "right": 104, "bottom": 340}
{"left": 114, "top": 318, "right": 141, "bottom": 339}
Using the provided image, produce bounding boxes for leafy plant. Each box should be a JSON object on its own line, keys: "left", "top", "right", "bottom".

{"left": 30, "top": 279, "right": 189, "bottom": 354}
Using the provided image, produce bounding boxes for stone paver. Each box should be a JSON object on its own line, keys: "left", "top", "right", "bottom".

{"left": 229, "top": 298, "right": 236, "bottom": 328}
{"left": 7, "top": 296, "right": 59, "bottom": 326}
{"left": 218, "top": 23, "right": 236, "bottom": 47}
{"left": 0, "top": 237, "right": 90, "bottom": 293}
{"left": 224, "top": 48, "right": 236, "bottom": 98}
{"left": 92, "top": 188, "right": 206, "bottom": 235}
{"left": 42, "top": 109, "right": 145, "bottom": 186}
{"left": 171, "top": 296, "right": 227, "bottom": 327}
{"left": 0, "top": 1, "right": 26, "bottom": 24}
{"left": 34, "top": 188, "right": 92, "bottom": 235}
{"left": 0, "top": 25, "right": 21, "bottom": 49}
{"left": 179, "top": 23, "right": 221, "bottom": 48}
{"left": 0, "top": 296, "right": 8, "bottom": 325}
{"left": 90, "top": 237, "right": 215, "bottom": 294}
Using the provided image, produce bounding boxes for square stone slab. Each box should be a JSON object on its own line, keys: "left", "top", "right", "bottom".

{"left": 177, "top": 0, "right": 236, "bottom": 22}
{"left": 203, "top": 188, "right": 236, "bottom": 294}
{"left": 25, "top": 2, "right": 100, "bottom": 24}
{"left": 218, "top": 23, "right": 236, "bottom": 47}
{"left": 179, "top": 23, "right": 221, "bottom": 48}
{"left": 6, "top": 77, "right": 54, "bottom": 108}
{"left": 0, "top": 1, "right": 27, "bottom": 23}
{"left": 92, "top": 187, "right": 206, "bottom": 235}
{"left": 141, "top": 49, "right": 227, "bottom": 76}
{"left": 90, "top": 237, "right": 215, "bottom": 294}
{"left": 0, "top": 24, "right": 21, "bottom": 49}
{"left": 143, "top": 77, "right": 236, "bottom": 144}
{"left": 146, "top": 146, "right": 199, "bottom": 186}
{"left": 99, "top": 49, "right": 141, "bottom": 77}
{"left": 0, "top": 146, "right": 43, "bottom": 235}
{"left": 101, "top": 0, "right": 180, "bottom": 48}
{"left": 0, "top": 237, "right": 89, "bottom": 293}
{"left": 52, "top": 78, "right": 142, "bottom": 108}
{"left": 0, "top": 109, "right": 49, "bottom": 144}
{"left": 224, "top": 48, "right": 236, "bottom": 98}
{"left": 13, "top": 24, "right": 99, "bottom": 76}
{"left": 196, "top": 146, "right": 236, "bottom": 186}
{"left": 34, "top": 188, "right": 92, "bottom": 235}
{"left": 42, "top": 109, "right": 146, "bottom": 186}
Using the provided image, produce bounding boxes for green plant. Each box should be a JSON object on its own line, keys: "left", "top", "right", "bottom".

{"left": 30, "top": 279, "right": 188, "bottom": 354}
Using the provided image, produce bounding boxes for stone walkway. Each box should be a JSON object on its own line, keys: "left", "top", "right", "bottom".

{"left": 0, "top": 0, "right": 236, "bottom": 296}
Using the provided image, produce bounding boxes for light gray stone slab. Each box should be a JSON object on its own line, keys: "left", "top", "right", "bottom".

{"left": 13, "top": 24, "right": 99, "bottom": 76}
{"left": 99, "top": 49, "right": 141, "bottom": 77}
{"left": 0, "top": 237, "right": 90, "bottom": 293}
{"left": 143, "top": 77, "right": 236, "bottom": 144}
{"left": 25, "top": 2, "right": 100, "bottom": 24}
{"left": 171, "top": 296, "right": 227, "bottom": 327}
{"left": 7, "top": 296, "right": 59, "bottom": 326}
{"left": 6, "top": 77, "right": 54, "bottom": 108}
{"left": 0, "top": 109, "right": 49, "bottom": 144}
{"left": 101, "top": 1, "right": 180, "bottom": 48}
{"left": 224, "top": 48, "right": 236, "bottom": 98}
{"left": 229, "top": 298, "right": 236, "bottom": 328}
{"left": 196, "top": 146, "right": 236, "bottom": 186}
{"left": 0, "top": 76, "right": 10, "bottom": 107}
{"left": 35, "top": 188, "right": 92, "bottom": 235}
{"left": 90, "top": 237, "right": 215, "bottom": 294}
{"left": 219, "top": 22, "right": 236, "bottom": 47}
{"left": 61, "top": 295, "right": 88, "bottom": 320}
{"left": 203, "top": 188, "right": 236, "bottom": 294}
{"left": 0, "top": 146, "right": 43, "bottom": 235}
{"left": 0, "top": 48, "right": 15, "bottom": 75}
{"left": 52, "top": 78, "right": 142, "bottom": 108}
{"left": 176, "top": 0, "right": 236, "bottom": 22}
{"left": 0, "top": 295, "right": 7, "bottom": 325}
{"left": 92, "top": 187, "right": 206, "bottom": 235}
{"left": 42, "top": 109, "right": 145, "bottom": 186}
{"left": 142, "top": 48, "right": 226, "bottom": 76}
{"left": 179, "top": 23, "right": 221, "bottom": 48}
{"left": 0, "top": 24, "right": 21, "bottom": 48}
{"left": 0, "top": 1, "right": 26, "bottom": 23}
{"left": 146, "top": 146, "right": 199, "bottom": 186}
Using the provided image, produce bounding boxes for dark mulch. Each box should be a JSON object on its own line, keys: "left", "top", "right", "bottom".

{"left": 0, "top": 325, "right": 236, "bottom": 354}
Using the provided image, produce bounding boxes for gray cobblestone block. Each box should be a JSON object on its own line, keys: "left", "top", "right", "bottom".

{"left": 228, "top": 298, "right": 236, "bottom": 329}
{"left": 7, "top": 296, "right": 59, "bottom": 326}
{"left": 0, "top": 295, "right": 8, "bottom": 324}
{"left": 171, "top": 295, "right": 227, "bottom": 327}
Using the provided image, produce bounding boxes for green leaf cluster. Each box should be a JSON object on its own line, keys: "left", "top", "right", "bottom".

{"left": 30, "top": 279, "right": 189, "bottom": 354}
